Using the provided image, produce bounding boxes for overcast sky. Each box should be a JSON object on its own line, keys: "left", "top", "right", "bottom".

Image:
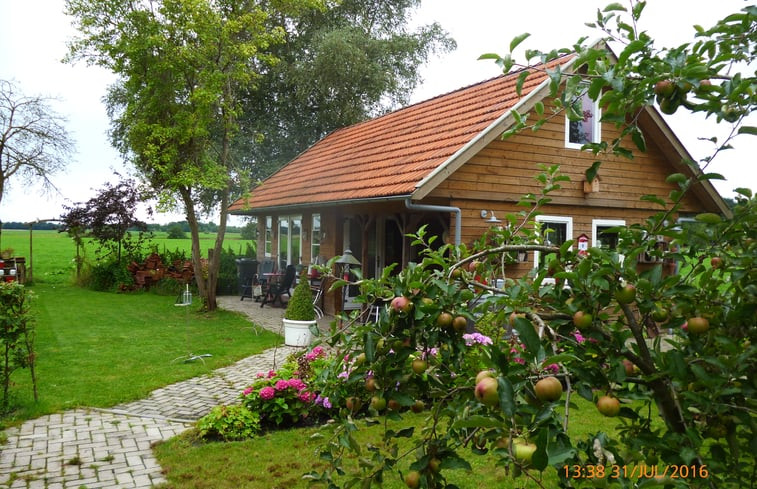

{"left": 0, "top": 0, "right": 754, "bottom": 224}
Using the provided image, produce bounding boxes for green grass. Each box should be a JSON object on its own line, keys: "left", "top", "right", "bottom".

{"left": 154, "top": 398, "right": 618, "bottom": 489}
{"left": 0, "top": 229, "right": 254, "bottom": 285}
{"left": 2, "top": 283, "right": 280, "bottom": 424}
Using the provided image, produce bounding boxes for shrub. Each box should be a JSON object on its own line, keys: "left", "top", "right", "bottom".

{"left": 0, "top": 282, "right": 37, "bottom": 412}
{"left": 284, "top": 271, "right": 315, "bottom": 321}
{"left": 166, "top": 224, "right": 187, "bottom": 239}
{"left": 88, "top": 258, "right": 135, "bottom": 292}
{"left": 196, "top": 404, "right": 261, "bottom": 441}
{"left": 241, "top": 347, "right": 329, "bottom": 428}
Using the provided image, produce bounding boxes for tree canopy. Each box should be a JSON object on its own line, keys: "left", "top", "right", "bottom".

{"left": 236, "top": 0, "right": 456, "bottom": 178}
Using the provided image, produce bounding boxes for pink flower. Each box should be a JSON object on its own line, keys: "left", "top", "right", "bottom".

{"left": 259, "top": 386, "right": 275, "bottom": 400}
{"left": 243, "top": 387, "right": 253, "bottom": 396}
{"left": 267, "top": 370, "right": 276, "bottom": 378}
{"left": 544, "top": 363, "right": 559, "bottom": 374}
{"left": 255, "top": 372, "right": 265, "bottom": 378}
{"left": 573, "top": 331, "right": 585, "bottom": 344}
{"left": 306, "top": 346, "right": 325, "bottom": 361}
{"left": 463, "top": 333, "right": 493, "bottom": 346}
{"left": 513, "top": 357, "right": 526, "bottom": 365}
{"left": 298, "top": 391, "right": 314, "bottom": 402}
{"left": 288, "top": 378, "right": 306, "bottom": 391}
{"left": 275, "top": 380, "right": 289, "bottom": 391}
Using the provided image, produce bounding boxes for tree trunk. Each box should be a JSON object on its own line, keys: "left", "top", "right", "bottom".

{"left": 180, "top": 186, "right": 208, "bottom": 309}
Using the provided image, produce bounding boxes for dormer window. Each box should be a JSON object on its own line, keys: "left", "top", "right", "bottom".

{"left": 565, "top": 90, "right": 600, "bottom": 148}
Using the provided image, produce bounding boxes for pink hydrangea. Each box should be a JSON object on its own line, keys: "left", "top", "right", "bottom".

{"left": 513, "top": 357, "right": 526, "bottom": 365}
{"left": 274, "top": 379, "right": 289, "bottom": 391}
{"left": 544, "top": 363, "right": 559, "bottom": 374}
{"left": 306, "top": 346, "right": 325, "bottom": 361}
{"left": 243, "top": 387, "right": 253, "bottom": 396}
{"left": 298, "top": 391, "right": 315, "bottom": 402}
{"left": 288, "top": 378, "right": 306, "bottom": 391}
{"left": 267, "top": 370, "right": 277, "bottom": 378}
{"left": 259, "top": 386, "right": 275, "bottom": 400}
{"left": 255, "top": 372, "right": 265, "bottom": 378}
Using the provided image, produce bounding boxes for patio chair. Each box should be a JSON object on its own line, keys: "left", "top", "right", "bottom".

{"left": 235, "top": 259, "right": 259, "bottom": 301}
{"left": 261, "top": 264, "right": 296, "bottom": 308}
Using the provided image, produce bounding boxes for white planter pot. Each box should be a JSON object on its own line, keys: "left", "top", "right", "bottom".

{"left": 282, "top": 318, "right": 315, "bottom": 347}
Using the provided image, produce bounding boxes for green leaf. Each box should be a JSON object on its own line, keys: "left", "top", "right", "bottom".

{"left": 534, "top": 101, "right": 544, "bottom": 116}
{"left": 698, "top": 172, "right": 725, "bottom": 181}
{"left": 509, "top": 33, "right": 531, "bottom": 53}
{"left": 585, "top": 161, "right": 602, "bottom": 183}
{"left": 497, "top": 377, "right": 516, "bottom": 417}
{"left": 440, "top": 454, "right": 472, "bottom": 471}
{"left": 631, "top": 127, "right": 646, "bottom": 152}
{"left": 478, "top": 53, "right": 501, "bottom": 61}
{"left": 665, "top": 173, "right": 687, "bottom": 185}
{"left": 603, "top": 3, "right": 627, "bottom": 12}
{"left": 513, "top": 316, "right": 541, "bottom": 359}
{"left": 738, "top": 125, "right": 757, "bottom": 135}
{"left": 694, "top": 212, "right": 722, "bottom": 224}
{"left": 515, "top": 71, "right": 529, "bottom": 96}
{"left": 452, "top": 416, "right": 506, "bottom": 429}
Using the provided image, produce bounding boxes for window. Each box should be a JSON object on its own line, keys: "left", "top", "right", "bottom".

{"left": 592, "top": 219, "right": 625, "bottom": 250}
{"left": 264, "top": 216, "right": 272, "bottom": 257}
{"left": 565, "top": 90, "right": 600, "bottom": 148}
{"left": 278, "top": 215, "right": 302, "bottom": 269}
{"left": 311, "top": 214, "right": 321, "bottom": 263}
{"left": 534, "top": 215, "right": 573, "bottom": 268}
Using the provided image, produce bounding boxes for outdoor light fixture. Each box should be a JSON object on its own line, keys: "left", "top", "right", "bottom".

{"left": 480, "top": 210, "right": 501, "bottom": 224}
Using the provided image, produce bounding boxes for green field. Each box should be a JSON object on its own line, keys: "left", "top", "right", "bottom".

{"left": 0, "top": 229, "right": 255, "bottom": 285}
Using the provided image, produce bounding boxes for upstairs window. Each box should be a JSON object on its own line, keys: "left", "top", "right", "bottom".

{"left": 565, "top": 90, "right": 600, "bottom": 148}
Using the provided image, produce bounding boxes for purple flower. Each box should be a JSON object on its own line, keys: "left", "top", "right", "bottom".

{"left": 322, "top": 397, "right": 332, "bottom": 409}
{"left": 573, "top": 331, "right": 586, "bottom": 344}
{"left": 259, "top": 386, "right": 275, "bottom": 400}
{"left": 337, "top": 370, "right": 349, "bottom": 379}
{"left": 463, "top": 332, "right": 493, "bottom": 346}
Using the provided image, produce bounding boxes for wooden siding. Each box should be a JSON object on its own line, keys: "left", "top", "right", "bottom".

{"left": 427, "top": 106, "right": 706, "bottom": 214}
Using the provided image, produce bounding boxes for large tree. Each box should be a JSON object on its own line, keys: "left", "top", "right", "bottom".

{"left": 237, "top": 0, "right": 455, "bottom": 178}
{"left": 65, "top": 0, "right": 324, "bottom": 310}
{"left": 0, "top": 79, "right": 73, "bottom": 210}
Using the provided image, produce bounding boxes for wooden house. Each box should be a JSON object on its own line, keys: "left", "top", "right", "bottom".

{"left": 229, "top": 52, "right": 728, "bottom": 315}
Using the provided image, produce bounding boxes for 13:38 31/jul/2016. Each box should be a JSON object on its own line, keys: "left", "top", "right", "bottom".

{"left": 563, "top": 463, "right": 710, "bottom": 480}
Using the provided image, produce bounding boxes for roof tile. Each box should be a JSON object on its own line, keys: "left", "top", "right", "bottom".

{"left": 230, "top": 56, "right": 569, "bottom": 212}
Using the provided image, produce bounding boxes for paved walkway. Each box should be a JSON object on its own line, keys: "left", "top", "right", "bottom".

{"left": 0, "top": 297, "right": 330, "bottom": 489}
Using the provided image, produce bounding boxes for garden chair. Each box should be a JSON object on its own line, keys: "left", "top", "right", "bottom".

{"left": 261, "top": 264, "right": 296, "bottom": 308}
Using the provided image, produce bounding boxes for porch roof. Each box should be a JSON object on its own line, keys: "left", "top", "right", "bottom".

{"left": 229, "top": 55, "right": 571, "bottom": 213}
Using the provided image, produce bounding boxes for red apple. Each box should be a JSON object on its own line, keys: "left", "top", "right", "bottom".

{"left": 534, "top": 376, "right": 562, "bottom": 402}
{"left": 573, "top": 311, "right": 593, "bottom": 330}
{"left": 365, "top": 377, "right": 378, "bottom": 392}
{"left": 597, "top": 395, "right": 621, "bottom": 417}
{"left": 345, "top": 397, "right": 362, "bottom": 413}
{"left": 404, "top": 470, "right": 421, "bottom": 489}
{"left": 622, "top": 359, "right": 637, "bottom": 376}
{"left": 687, "top": 316, "right": 710, "bottom": 334}
{"left": 710, "top": 256, "right": 723, "bottom": 269}
{"left": 452, "top": 315, "right": 467, "bottom": 333}
{"left": 411, "top": 358, "right": 428, "bottom": 375}
{"left": 410, "top": 400, "right": 425, "bottom": 413}
{"left": 436, "top": 312, "right": 453, "bottom": 329}
{"left": 475, "top": 376, "right": 499, "bottom": 407}
{"left": 615, "top": 283, "right": 636, "bottom": 305}
{"left": 390, "top": 296, "right": 412, "bottom": 314}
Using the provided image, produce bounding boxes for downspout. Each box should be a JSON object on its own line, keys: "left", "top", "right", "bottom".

{"left": 404, "top": 198, "right": 461, "bottom": 246}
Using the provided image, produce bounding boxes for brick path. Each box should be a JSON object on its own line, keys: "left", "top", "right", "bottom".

{"left": 0, "top": 297, "right": 330, "bottom": 489}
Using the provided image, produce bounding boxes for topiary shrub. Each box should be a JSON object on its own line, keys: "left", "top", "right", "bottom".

{"left": 284, "top": 271, "right": 315, "bottom": 321}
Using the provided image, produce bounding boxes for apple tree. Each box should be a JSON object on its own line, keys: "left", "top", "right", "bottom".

{"left": 307, "top": 2, "right": 755, "bottom": 488}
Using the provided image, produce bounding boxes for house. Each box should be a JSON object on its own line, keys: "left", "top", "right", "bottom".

{"left": 229, "top": 51, "right": 729, "bottom": 315}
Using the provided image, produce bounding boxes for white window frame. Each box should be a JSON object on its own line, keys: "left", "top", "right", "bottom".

{"left": 534, "top": 215, "right": 573, "bottom": 268}
{"left": 591, "top": 219, "right": 626, "bottom": 248}
{"left": 565, "top": 89, "right": 601, "bottom": 149}
{"left": 310, "top": 213, "right": 321, "bottom": 264}
{"left": 264, "top": 216, "right": 272, "bottom": 257}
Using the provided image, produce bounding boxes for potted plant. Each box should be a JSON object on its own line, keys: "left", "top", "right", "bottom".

{"left": 282, "top": 270, "right": 317, "bottom": 346}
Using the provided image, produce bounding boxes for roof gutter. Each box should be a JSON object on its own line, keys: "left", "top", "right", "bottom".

{"left": 405, "top": 198, "right": 461, "bottom": 246}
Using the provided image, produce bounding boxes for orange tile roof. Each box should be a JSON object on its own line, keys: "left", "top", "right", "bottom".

{"left": 229, "top": 56, "right": 571, "bottom": 213}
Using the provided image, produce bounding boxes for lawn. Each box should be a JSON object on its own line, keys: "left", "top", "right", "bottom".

{"left": 154, "top": 398, "right": 618, "bottom": 489}
{"left": 0, "top": 228, "right": 255, "bottom": 285}
{"left": 2, "top": 283, "right": 280, "bottom": 425}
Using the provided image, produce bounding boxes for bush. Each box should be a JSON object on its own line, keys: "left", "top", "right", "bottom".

{"left": 88, "top": 259, "right": 135, "bottom": 292}
{"left": 166, "top": 224, "right": 187, "bottom": 239}
{"left": 196, "top": 404, "right": 261, "bottom": 441}
{"left": 284, "top": 271, "right": 315, "bottom": 321}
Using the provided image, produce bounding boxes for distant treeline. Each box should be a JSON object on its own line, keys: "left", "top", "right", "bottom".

{"left": 1, "top": 220, "right": 245, "bottom": 233}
